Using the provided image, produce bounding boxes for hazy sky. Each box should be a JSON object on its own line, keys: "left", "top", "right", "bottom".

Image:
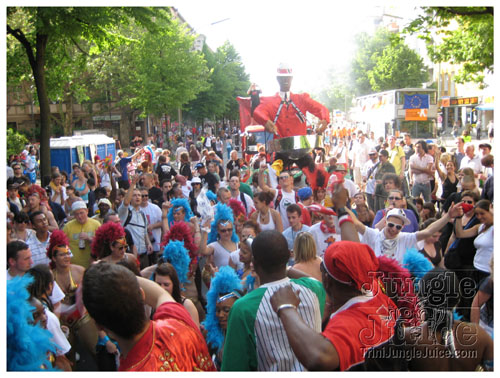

{"left": 170, "top": 0, "right": 420, "bottom": 95}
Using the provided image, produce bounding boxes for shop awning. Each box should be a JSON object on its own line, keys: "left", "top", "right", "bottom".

{"left": 476, "top": 104, "right": 494, "bottom": 111}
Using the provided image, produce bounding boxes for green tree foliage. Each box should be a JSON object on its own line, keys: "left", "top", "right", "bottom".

{"left": 350, "top": 28, "right": 428, "bottom": 95}
{"left": 186, "top": 41, "right": 250, "bottom": 124}
{"left": 368, "top": 38, "right": 428, "bottom": 92}
{"left": 404, "top": 7, "right": 493, "bottom": 87}
{"left": 7, "top": 6, "right": 164, "bottom": 180}
{"left": 316, "top": 67, "right": 355, "bottom": 112}
{"left": 7, "top": 128, "right": 29, "bottom": 160}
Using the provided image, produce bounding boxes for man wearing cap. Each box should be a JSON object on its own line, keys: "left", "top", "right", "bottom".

{"left": 195, "top": 163, "right": 219, "bottom": 193}
{"left": 478, "top": 143, "right": 492, "bottom": 158}
{"left": 334, "top": 165, "right": 357, "bottom": 198}
{"left": 222, "top": 230, "right": 325, "bottom": 371}
{"left": 253, "top": 63, "right": 330, "bottom": 138}
{"left": 351, "top": 204, "right": 461, "bottom": 264}
{"left": 63, "top": 201, "right": 101, "bottom": 268}
{"left": 92, "top": 198, "right": 113, "bottom": 224}
{"left": 297, "top": 187, "right": 313, "bottom": 226}
{"left": 269, "top": 240, "right": 398, "bottom": 371}
{"left": 308, "top": 206, "right": 340, "bottom": 257}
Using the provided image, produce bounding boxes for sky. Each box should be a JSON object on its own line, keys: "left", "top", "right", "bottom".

{"left": 170, "top": 0, "right": 420, "bottom": 96}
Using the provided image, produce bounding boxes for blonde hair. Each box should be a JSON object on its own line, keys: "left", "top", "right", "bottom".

{"left": 293, "top": 232, "right": 317, "bottom": 263}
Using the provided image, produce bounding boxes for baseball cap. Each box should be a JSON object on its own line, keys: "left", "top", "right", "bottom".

{"left": 368, "top": 148, "right": 377, "bottom": 155}
{"left": 195, "top": 162, "right": 205, "bottom": 170}
{"left": 335, "top": 164, "right": 347, "bottom": 172}
{"left": 71, "top": 201, "right": 87, "bottom": 213}
{"left": 191, "top": 177, "right": 202, "bottom": 184}
{"left": 479, "top": 143, "right": 492, "bottom": 150}
{"left": 277, "top": 62, "right": 293, "bottom": 76}
{"left": 297, "top": 187, "right": 313, "bottom": 201}
{"left": 98, "top": 198, "right": 112, "bottom": 207}
{"left": 385, "top": 208, "right": 411, "bottom": 226}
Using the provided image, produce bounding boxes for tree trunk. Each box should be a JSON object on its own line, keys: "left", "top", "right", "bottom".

{"left": 33, "top": 33, "right": 51, "bottom": 183}
{"left": 120, "top": 108, "right": 132, "bottom": 149}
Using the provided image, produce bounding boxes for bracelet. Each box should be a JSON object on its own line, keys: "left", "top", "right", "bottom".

{"left": 97, "top": 335, "right": 110, "bottom": 346}
{"left": 276, "top": 303, "right": 297, "bottom": 317}
{"left": 336, "top": 207, "right": 347, "bottom": 218}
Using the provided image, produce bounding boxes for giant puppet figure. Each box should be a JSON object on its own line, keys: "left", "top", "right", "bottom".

{"left": 253, "top": 63, "right": 330, "bottom": 138}
{"left": 251, "top": 63, "right": 333, "bottom": 191}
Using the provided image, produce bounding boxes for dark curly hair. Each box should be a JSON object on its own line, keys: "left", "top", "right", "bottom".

{"left": 90, "top": 222, "right": 126, "bottom": 260}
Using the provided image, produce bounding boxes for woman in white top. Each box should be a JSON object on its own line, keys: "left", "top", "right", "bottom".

{"left": 349, "top": 206, "right": 462, "bottom": 264}
{"left": 199, "top": 218, "right": 238, "bottom": 268}
{"left": 454, "top": 199, "right": 493, "bottom": 277}
{"left": 250, "top": 191, "right": 283, "bottom": 233}
{"left": 332, "top": 138, "right": 348, "bottom": 165}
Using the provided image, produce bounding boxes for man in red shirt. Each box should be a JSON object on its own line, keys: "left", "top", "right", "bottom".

{"left": 82, "top": 263, "right": 215, "bottom": 371}
{"left": 253, "top": 63, "right": 330, "bottom": 138}
{"left": 270, "top": 240, "right": 398, "bottom": 370}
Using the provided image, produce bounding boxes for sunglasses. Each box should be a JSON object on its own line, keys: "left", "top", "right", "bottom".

{"left": 219, "top": 228, "right": 233, "bottom": 234}
{"left": 388, "top": 196, "right": 402, "bottom": 201}
{"left": 387, "top": 222, "right": 403, "bottom": 230}
{"left": 141, "top": 194, "right": 148, "bottom": 198}
{"left": 463, "top": 200, "right": 474, "bottom": 204}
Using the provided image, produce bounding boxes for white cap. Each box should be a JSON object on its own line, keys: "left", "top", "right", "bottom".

{"left": 277, "top": 62, "right": 293, "bottom": 76}
{"left": 191, "top": 177, "right": 202, "bottom": 184}
{"left": 385, "top": 208, "right": 411, "bottom": 226}
{"left": 71, "top": 201, "right": 87, "bottom": 213}
{"left": 98, "top": 198, "right": 112, "bottom": 207}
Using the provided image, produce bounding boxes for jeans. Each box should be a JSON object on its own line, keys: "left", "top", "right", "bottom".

{"left": 412, "top": 181, "right": 431, "bottom": 202}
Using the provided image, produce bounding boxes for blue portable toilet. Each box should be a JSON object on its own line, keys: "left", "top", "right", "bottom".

{"left": 50, "top": 134, "right": 116, "bottom": 174}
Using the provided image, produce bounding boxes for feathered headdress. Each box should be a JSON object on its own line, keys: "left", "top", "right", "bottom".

{"left": 227, "top": 198, "right": 247, "bottom": 223}
{"left": 402, "top": 248, "right": 433, "bottom": 288}
{"left": 90, "top": 222, "right": 126, "bottom": 260}
{"left": 206, "top": 190, "right": 217, "bottom": 203}
{"left": 7, "top": 275, "right": 58, "bottom": 371}
{"left": 201, "top": 266, "right": 242, "bottom": 352}
{"left": 161, "top": 221, "right": 198, "bottom": 276}
{"left": 378, "top": 256, "right": 421, "bottom": 326}
{"left": 46, "top": 230, "right": 69, "bottom": 268}
{"left": 208, "top": 203, "right": 238, "bottom": 244}
{"left": 162, "top": 240, "right": 191, "bottom": 285}
{"left": 167, "top": 198, "right": 194, "bottom": 227}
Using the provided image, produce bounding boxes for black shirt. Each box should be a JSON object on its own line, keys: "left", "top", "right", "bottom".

{"left": 155, "top": 163, "right": 177, "bottom": 182}
{"left": 148, "top": 186, "right": 163, "bottom": 208}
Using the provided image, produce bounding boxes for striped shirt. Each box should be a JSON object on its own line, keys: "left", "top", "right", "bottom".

{"left": 221, "top": 277, "right": 325, "bottom": 371}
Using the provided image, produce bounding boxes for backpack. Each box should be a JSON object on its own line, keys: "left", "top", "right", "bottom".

{"left": 123, "top": 207, "right": 147, "bottom": 229}
{"left": 239, "top": 192, "right": 248, "bottom": 214}
{"left": 274, "top": 188, "right": 299, "bottom": 210}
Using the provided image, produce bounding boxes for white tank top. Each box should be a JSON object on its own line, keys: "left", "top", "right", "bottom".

{"left": 208, "top": 241, "right": 237, "bottom": 268}
{"left": 257, "top": 209, "right": 276, "bottom": 231}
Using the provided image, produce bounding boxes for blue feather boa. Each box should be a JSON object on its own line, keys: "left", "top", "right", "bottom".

{"left": 162, "top": 240, "right": 191, "bottom": 285}
{"left": 206, "top": 190, "right": 217, "bottom": 202}
{"left": 7, "top": 275, "right": 58, "bottom": 371}
{"left": 167, "top": 198, "right": 194, "bottom": 227}
{"left": 208, "top": 203, "right": 239, "bottom": 244}
{"left": 201, "top": 266, "right": 242, "bottom": 352}
{"left": 402, "top": 248, "right": 433, "bottom": 288}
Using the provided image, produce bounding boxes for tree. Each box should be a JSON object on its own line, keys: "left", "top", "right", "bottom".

{"left": 404, "top": 6, "right": 493, "bottom": 87}
{"left": 7, "top": 6, "right": 163, "bottom": 180}
{"left": 186, "top": 41, "right": 250, "bottom": 125}
{"left": 368, "top": 38, "right": 428, "bottom": 92}
{"left": 7, "top": 128, "right": 29, "bottom": 160}
{"left": 350, "top": 28, "right": 428, "bottom": 95}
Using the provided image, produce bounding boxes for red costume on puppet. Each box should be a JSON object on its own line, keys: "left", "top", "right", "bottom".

{"left": 252, "top": 63, "right": 330, "bottom": 138}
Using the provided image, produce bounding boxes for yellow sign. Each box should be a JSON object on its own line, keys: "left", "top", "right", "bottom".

{"left": 405, "top": 109, "right": 428, "bottom": 121}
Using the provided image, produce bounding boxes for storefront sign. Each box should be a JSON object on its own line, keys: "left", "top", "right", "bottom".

{"left": 449, "top": 97, "right": 479, "bottom": 106}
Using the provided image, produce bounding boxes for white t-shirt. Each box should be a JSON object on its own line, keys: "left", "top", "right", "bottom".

{"left": 308, "top": 221, "right": 341, "bottom": 258}
{"left": 361, "top": 227, "right": 417, "bottom": 264}
{"left": 45, "top": 307, "right": 72, "bottom": 355}
{"left": 273, "top": 189, "right": 297, "bottom": 230}
{"left": 140, "top": 202, "right": 163, "bottom": 252}
{"left": 354, "top": 141, "right": 370, "bottom": 168}
{"left": 343, "top": 179, "right": 357, "bottom": 197}
{"left": 473, "top": 224, "right": 493, "bottom": 273}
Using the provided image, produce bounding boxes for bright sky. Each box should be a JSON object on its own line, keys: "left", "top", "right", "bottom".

{"left": 170, "top": 0, "right": 418, "bottom": 96}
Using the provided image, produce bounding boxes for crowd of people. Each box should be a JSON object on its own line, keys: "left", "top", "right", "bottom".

{"left": 6, "top": 125, "right": 494, "bottom": 371}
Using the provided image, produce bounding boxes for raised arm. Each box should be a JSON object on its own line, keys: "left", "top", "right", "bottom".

{"left": 416, "top": 203, "right": 461, "bottom": 242}
{"left": 136, "top": 276, "right": 174, "bottom": 309}
{"left": 258, "top": 165, "right": 276, "bottom": 196}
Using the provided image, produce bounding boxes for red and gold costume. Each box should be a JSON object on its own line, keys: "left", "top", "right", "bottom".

{"left": 119, "top": 302, "right": 215, "bottom": 371}
{"left": 253, "top": 92, "right": 330, "bottom": 138}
